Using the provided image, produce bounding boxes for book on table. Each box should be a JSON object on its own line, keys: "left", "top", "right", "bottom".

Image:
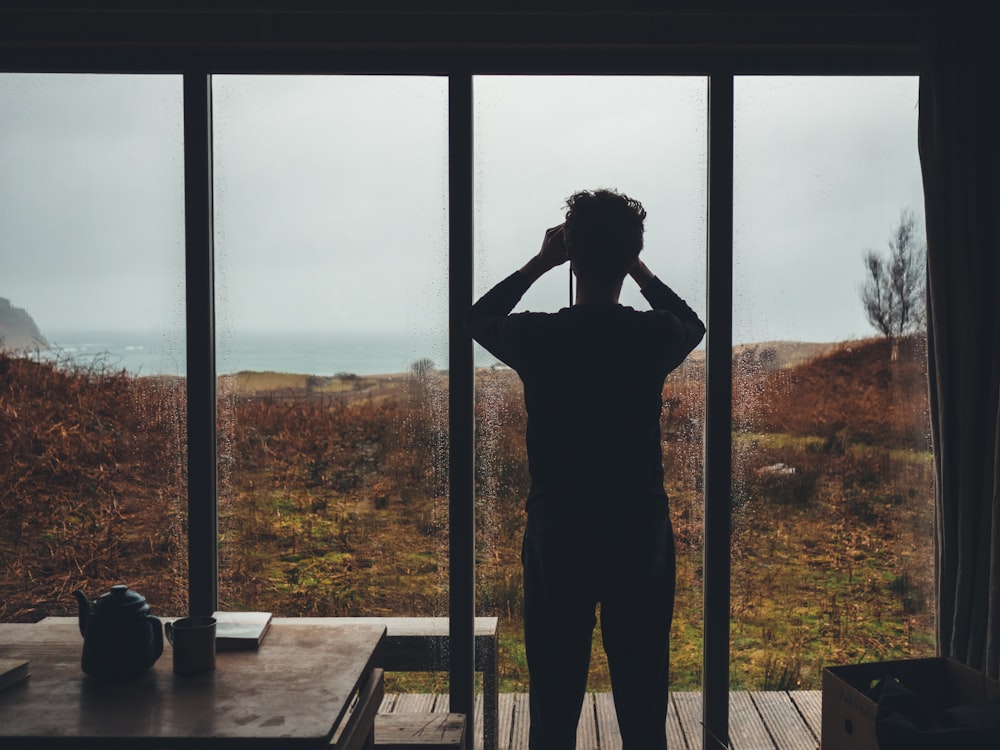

{"left": 211, "top": 612, "right": 273, "bottom": 651}
{"left": 0, "top": 659, "right": 29, "bottom": 691}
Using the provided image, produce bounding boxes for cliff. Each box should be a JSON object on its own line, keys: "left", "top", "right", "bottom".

{"left": 0, "top": 298, "right": 48, "bottom": 352}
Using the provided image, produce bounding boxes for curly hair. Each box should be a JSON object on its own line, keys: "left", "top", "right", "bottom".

{"left": 564, "top": 189, "right": 646, "bottom": 281}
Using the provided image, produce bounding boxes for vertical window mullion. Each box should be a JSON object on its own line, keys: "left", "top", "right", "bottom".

{"left": 448, "top": 69, "right": 476, "bottom": 750}
{"left": 704, "top": 71, "right": 734, "bottom": 749}
{"left": 183, "top": 70, "right": 218, "bottom": 617}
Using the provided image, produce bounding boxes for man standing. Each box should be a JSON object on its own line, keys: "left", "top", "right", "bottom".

{"left": 467, "top": 189, "right": 705, "bottom": 750}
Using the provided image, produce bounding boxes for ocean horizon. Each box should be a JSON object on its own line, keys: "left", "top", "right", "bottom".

{"left": 37, "top": 329, "right": 468, "bottom": 377}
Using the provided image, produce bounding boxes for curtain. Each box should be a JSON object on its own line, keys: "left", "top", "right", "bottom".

{"left": 918, "top": 9, "right": 1000, "bottom": 679}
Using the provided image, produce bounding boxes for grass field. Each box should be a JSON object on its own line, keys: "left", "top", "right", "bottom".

{"left": 0, "top": 334, "right": 935, "bottom": 691}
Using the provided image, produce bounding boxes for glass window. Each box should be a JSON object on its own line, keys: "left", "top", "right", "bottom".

{"left": 731, "top": 76, "right": 933, "bottom": 689}
{"left": 0, "top": 66, "right": 935, "bottom": 727}
{"left": 212, "top": 76, "right": 450, "bottom": 623}
{"left": 0, "top": 73, "right": 187, "bottom": 619}
{"left": 473, "top": 75, "right": 708, "bottom": 693}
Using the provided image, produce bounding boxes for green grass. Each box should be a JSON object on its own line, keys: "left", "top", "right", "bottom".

{"left": 1, "top": 343, "right": 936, "bottom": 692}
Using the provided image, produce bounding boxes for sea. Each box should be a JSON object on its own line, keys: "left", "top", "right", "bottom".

{"left": 35, "top": 330, "right": 478, "bottom": 377}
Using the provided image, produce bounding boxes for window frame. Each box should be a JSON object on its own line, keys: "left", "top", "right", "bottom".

{"left": 1, "top": 37, "right": 921, "bottom": 748}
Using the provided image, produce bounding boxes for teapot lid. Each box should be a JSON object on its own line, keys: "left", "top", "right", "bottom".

{"left": 92, "top": 585, "right": 150, "bottom": 615}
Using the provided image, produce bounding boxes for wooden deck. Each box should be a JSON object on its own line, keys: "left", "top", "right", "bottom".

{"left": 381, "top": 691, "right": 821, "bottom": 750}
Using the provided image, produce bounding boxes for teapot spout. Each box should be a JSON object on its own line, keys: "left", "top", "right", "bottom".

{"left": 72, "top": 589, "right": 91, "bottom": 637}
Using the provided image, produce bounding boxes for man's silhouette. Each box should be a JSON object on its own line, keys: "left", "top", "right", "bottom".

{"left": 467, "top": 189, "right": 705, "bottom": 750}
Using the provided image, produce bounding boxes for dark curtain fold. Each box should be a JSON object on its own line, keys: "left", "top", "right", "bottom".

{"left": 918, "top": 10, "right": 1000, "bottom": 679}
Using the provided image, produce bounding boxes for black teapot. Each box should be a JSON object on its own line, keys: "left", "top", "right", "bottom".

{"left": 73, "top": 584, "right": 164, "bottom": 681}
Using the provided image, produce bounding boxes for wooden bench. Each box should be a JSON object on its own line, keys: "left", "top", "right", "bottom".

{"left": 375, "top": 712, "right": 467, "bottom": 749}
{"left": 331, "top": 667, "right": 463, "bottom": 750}
{"left": 330, "top": 617, "right": 498, "bottom": 750}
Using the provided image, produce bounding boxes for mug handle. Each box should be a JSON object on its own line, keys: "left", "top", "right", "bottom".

{"left": 165, "top": 620, "right": 174, "bottom": 646}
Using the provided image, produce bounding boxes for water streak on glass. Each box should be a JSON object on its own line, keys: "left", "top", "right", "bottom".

{"left": 211, "top": 76, "right": 450, "bottom": 680}
{"left": 0, "top": 73, "right": 188, "bottom": 619}
{"left": 473, "top": 75, "right": 708, "bottom": 692}
{"left": 731, "top": 76, "right": 933, "bottom": 689}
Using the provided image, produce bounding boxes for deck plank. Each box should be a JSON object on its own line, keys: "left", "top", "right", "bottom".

{"left": 393, "top": 693, "right": 437, "bottom": 712}
{"left": 473, "top": 693, "right": 484, "bottom": 750}
{"left": 576, "top": 693, "right": 599, "bottom": 750}
{"left": 593, "top": 693, "right": 623, "bottom": 750}
{"left": 666, "top": 693, "right": 689, "bottom": 749}
{"left": 511, "top": 693, "right": 531, "bottom": 750}
{"left": 672, "top": 691, "right": 703, "bottom": 750}
{"left": 729, "top": 691, "right": 775, "bottom": 750}
{"left": 750, "top": 692, "right": 816, "bottom": 750}
{"left": 788, "top": 691, "right": 821, "bottom": 744}
{"left": 498, "top": 693, "right": 515, "bottom": 750}
{"left": 382, "top": 691, "right": 823, "bottom": 750}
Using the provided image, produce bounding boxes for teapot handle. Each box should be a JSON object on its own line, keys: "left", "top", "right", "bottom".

{"left": 150, "top": 616, "right": 164, "bottom": 659}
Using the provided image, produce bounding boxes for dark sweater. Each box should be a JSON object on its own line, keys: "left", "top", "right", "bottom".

{"left": 466, "top": 271, "right": 705, "bottom": 510}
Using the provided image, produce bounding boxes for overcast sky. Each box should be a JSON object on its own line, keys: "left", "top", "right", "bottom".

{"left": 1, "top": 74, "right": 923, "bottom": 347}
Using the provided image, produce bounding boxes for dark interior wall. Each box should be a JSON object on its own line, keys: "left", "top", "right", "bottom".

{"left": 0, "top": 1, "right": 932, "bottom": 63}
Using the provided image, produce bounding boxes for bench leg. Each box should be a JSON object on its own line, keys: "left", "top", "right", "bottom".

{"left": 482, "top": 640, "right": 498, "bottom": 750}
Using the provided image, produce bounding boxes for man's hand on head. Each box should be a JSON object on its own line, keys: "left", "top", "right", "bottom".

{"left": 628, "top": 257, "right": 656, "bottom": 291}
{"left": 519, "top": 224, "right": 569, "bottom": 283}
{"left": 538, "top": 224, "right": 569, "bottom": 270}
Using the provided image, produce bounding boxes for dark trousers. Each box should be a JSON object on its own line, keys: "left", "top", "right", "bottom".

{"left": 522, "top": 499, "right": 676, "bottom": 750}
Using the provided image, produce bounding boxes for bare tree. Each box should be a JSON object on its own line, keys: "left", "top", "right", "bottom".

{"left": 410, "top": 357, "right": 435, "bottom": 377}
{"left": 861, "top": 208, "right": 926, "bottom": 360}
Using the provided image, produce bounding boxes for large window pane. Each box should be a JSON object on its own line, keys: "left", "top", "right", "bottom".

{"left": 213, "top": 76, "right": 449, "bottom": 625}
{"left": 473, "top": 76, "right": 708, "bottom": 694}
{"left": 0, "top": 74, "right": 187, "bottom": 619}
{"left": 732, "top": 76, "right": 932, "bottom": 689}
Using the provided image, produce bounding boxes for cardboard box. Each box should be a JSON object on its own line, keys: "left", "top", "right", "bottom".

{"left": 821, "top": 657, "right": 1000, "bottom": 750}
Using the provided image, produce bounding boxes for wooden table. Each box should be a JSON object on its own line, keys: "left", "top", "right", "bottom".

{"left": 0, "top": 617, "right": 385, "bottom": 749}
